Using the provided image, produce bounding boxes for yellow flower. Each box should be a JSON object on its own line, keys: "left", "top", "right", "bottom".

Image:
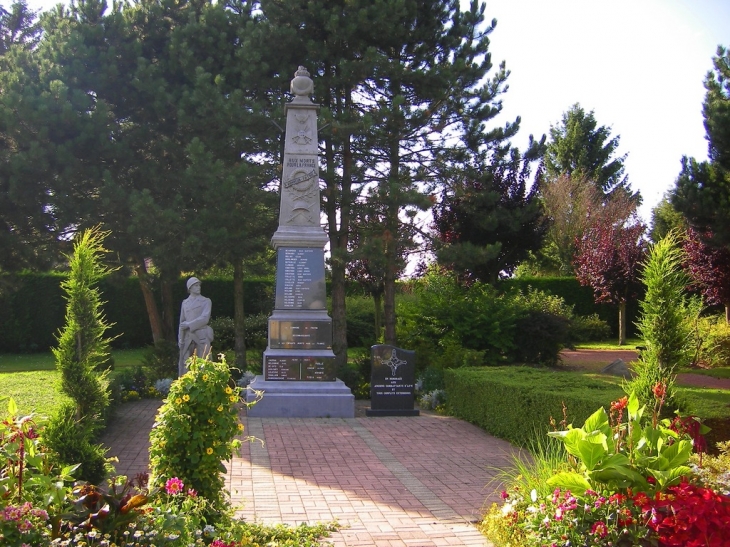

{"left": 237, "top": 423, "right": 244, "bottom": 431}
{"left": 183, "top": 394, "right": 190, "bottom": 402}
{"left": 208, "top": 419, "right": 213, "bottom": 424}
{"left": 229, "top": 395, "right": 237, "bottom": 402}
{"left": 217, "top": 405, "right": 223, "bottom": 412}
{"left": 206, "top": 447, "right": 213, "bottom": 455}
{"left": 175, "top": 398, "right": 182, "bottom": 405}
{"left": 202, "top": 374, "right": 209, "bottom": 381}
{"left": 225, "top": 386, "right": 233, "bottom": 394}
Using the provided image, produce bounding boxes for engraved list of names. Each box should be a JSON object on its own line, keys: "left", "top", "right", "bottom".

{"left": 274, "top": 248, "right": 326, "bottom": 310}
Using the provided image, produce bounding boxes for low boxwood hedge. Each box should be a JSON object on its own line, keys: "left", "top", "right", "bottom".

{"left": 444, "top": 366, "right": 625, "bottom": 446}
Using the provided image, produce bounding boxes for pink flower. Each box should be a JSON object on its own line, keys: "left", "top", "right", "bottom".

{"left": 554, "top": 507, "right": 564, "bottom": 521}
{"left": 590, "top": 521, "right": 608, "bottom": 538}
{"left": 165, "top": 477, "right": 184, "bottom": 495}
{"left": 500, "top": 490, "right": 509, "bottom": 500}
{"left": 187, "top": 488, "right": 198, "bottom": 497}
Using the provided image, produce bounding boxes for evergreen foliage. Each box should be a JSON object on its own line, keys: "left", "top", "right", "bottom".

{"left": 432, "top": 152, "right": 547, "bottom": 283}
{"left": 627, "top": 232, "right": 698, "bottom": 411}
{"left": 545, "top": 103, "right": 635, "bottom": 198}
{"left": 47, "top": 227, "right": 114, "bottom": 483}
{"left": 52, "top": 227, "right": 114, "bottom": 427}
{"left": 650, "top": 193, "right": 687, "bottom": 243}
{"left": 673, "top": 45, "right": 730, "bottom": 248}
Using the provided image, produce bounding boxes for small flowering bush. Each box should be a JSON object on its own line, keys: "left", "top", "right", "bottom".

{"left": 1, "top": 502, "right": 52, "bottom": 545}
{"left": 1, "top": 395, "right": 333, "bottom": 546}
{"left": 500, "top": 487, "right": 650, "bottom": 546}
{"left": 419, "top": 389, "right": 446, "bottom": 411}
{"left": 149, "top": 355, "right": 258, "bottom": 513}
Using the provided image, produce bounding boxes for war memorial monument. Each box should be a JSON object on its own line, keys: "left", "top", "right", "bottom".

{"left": 246, "top": 67, "right": 355, "bottom": 418}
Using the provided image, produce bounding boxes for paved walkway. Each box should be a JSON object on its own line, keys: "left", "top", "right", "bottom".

{"left": 102, "top": 400, "right": 517, "bottom": 547}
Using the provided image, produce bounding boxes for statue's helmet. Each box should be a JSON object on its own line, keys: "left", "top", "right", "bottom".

{"left": 186, "top": 277, "right": 201, "bottom": 290}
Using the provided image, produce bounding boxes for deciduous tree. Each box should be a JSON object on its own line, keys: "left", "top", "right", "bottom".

{"left": 573, "top": 217, "right": 647, "bottom": 345}
{"left": 683, "top": 227, "right": 730, "bottom": 323}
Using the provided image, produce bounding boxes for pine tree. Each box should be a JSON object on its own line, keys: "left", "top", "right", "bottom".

{"left": 432, "top": 150, "right": 546, "bottom": 284}
{"left": 545, "top": 103, "right": 636, "bottom": 198}
{"left": 673, "top": 45, "right": 730, "bottom": 248}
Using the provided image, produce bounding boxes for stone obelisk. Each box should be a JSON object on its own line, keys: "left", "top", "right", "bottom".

{"left": 246, "top": 67, "right": 354, "bottom": 418}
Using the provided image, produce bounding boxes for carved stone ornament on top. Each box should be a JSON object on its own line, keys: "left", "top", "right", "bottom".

{"left": 290, "top": 66, "right": 314, "bottom": 100}
{"left": 280, "top": 66, "right": 321, "bottom": 228}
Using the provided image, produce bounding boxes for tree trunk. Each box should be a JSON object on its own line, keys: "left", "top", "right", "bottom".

{"left": 383, "top": 226, "right": 398, "bottom": 345}
{"left": 618, "top": 300, "right": 627, "bottom": 346}
{"left": 373, "top": 292, "right": 382, "bottom": 342}
{"left": 133, "top": 259, "right": 164, "bottom": 344}
{"left": 321, "top": 69, "right": 352, "bottom": 371}
{"left": 725, "top": 303, "right": 729, "bottom": 325}
{"left": 160, "top": 273, "right": 176, "bottom": 343}
{"left": 330, "top": 260, "right": 348, "bottom": 369}
{"left": 234, "top": 258, "right": 247, "bottom": 370}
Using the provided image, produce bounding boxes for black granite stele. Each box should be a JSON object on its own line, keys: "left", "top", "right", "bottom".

{"left": 366, "top": 344, "right": 419, "bottom": 417}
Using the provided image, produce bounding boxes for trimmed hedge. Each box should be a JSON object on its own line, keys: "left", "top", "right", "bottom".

{"left": 444, "top": 366, "right": 624, "bottom": 446}
{"left": 499, "top": 277, "right": 643, "bottom": 338}
{"left": 0, "top": 273, "right": 276, "bottom": 352}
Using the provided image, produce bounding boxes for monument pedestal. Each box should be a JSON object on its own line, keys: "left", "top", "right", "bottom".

{"left": 246, "top": 376, "right": 354, "bottom": 418}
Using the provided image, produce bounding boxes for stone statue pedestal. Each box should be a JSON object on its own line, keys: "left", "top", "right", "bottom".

{"left": 246, "top": 66, "right": 354, "bottom": 418}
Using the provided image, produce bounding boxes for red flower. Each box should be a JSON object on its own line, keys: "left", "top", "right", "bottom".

{"left": 611, "top": 396, "right": 628, "bottom": 411}
{"left": 652, "top": 382, "right": 666, "bottom": 400}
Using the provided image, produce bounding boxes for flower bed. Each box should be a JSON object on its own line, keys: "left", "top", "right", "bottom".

{"left": 482, "top": 384, "right": 730, "bottom": 546}
{"left": 0, "top": 357, "right": 336, "bottom": 546}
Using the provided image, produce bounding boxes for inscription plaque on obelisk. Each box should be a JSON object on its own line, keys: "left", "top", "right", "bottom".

{"left": 246, "top": 67, "right": 354, "bottom": 418}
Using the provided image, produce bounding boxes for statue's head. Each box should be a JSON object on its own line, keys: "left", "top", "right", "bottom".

{"left": 186, "top": 277, "right": 201, "bottom": 292}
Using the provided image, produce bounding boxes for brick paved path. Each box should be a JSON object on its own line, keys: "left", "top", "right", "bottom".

{"left": 102, "top": 400, "right": 517, "bottom": 546}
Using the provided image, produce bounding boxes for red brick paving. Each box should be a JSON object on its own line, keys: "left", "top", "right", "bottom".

{"left": 101, "top": 368, "right": 730, "bottom": 546}
{"left": 102, "top": 400, "right": 516, "bottom": 546}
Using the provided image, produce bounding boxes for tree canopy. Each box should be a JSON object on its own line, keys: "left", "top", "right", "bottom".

{"left": 673, "top": 45, "right": 730, "bottom": 249}
{"left": 545, "top": 103, "right": 636, "bottom": 199}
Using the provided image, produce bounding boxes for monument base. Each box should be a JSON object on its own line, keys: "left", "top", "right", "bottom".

{"left": 365, "top": 408, "right": 420, "bottom": 417}
{"left": 245, "top": 376, "right": 355, "bottom": 418}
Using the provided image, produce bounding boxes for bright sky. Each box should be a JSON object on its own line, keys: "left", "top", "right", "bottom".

{"left": 22, "top": 0, "right": 730, "bottom": 225}
{"left": 478, "top": 0, "right": 730, "bottom": 223}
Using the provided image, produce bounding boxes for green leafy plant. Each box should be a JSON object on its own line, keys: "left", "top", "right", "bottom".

{"left": 547, "top": 391, "right": 694, "bottom": 498}
{"left": 0, "top": 399, "right": 78, "bottom": 539}
{"left": 142, "top": 340, "right": 179, "bottom": 381}
{"left": 149, "top": 355, "right": 260, "bottom": 513}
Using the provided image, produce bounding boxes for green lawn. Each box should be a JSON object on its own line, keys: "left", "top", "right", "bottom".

{"left": 574, "top": 338, "right": 644, "bottom": 351}
{"left": 0, "top": 348, "right": 147, "bottom": 373}
{"left": 0, "top": 349, "right": 148, "bottom": 417}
